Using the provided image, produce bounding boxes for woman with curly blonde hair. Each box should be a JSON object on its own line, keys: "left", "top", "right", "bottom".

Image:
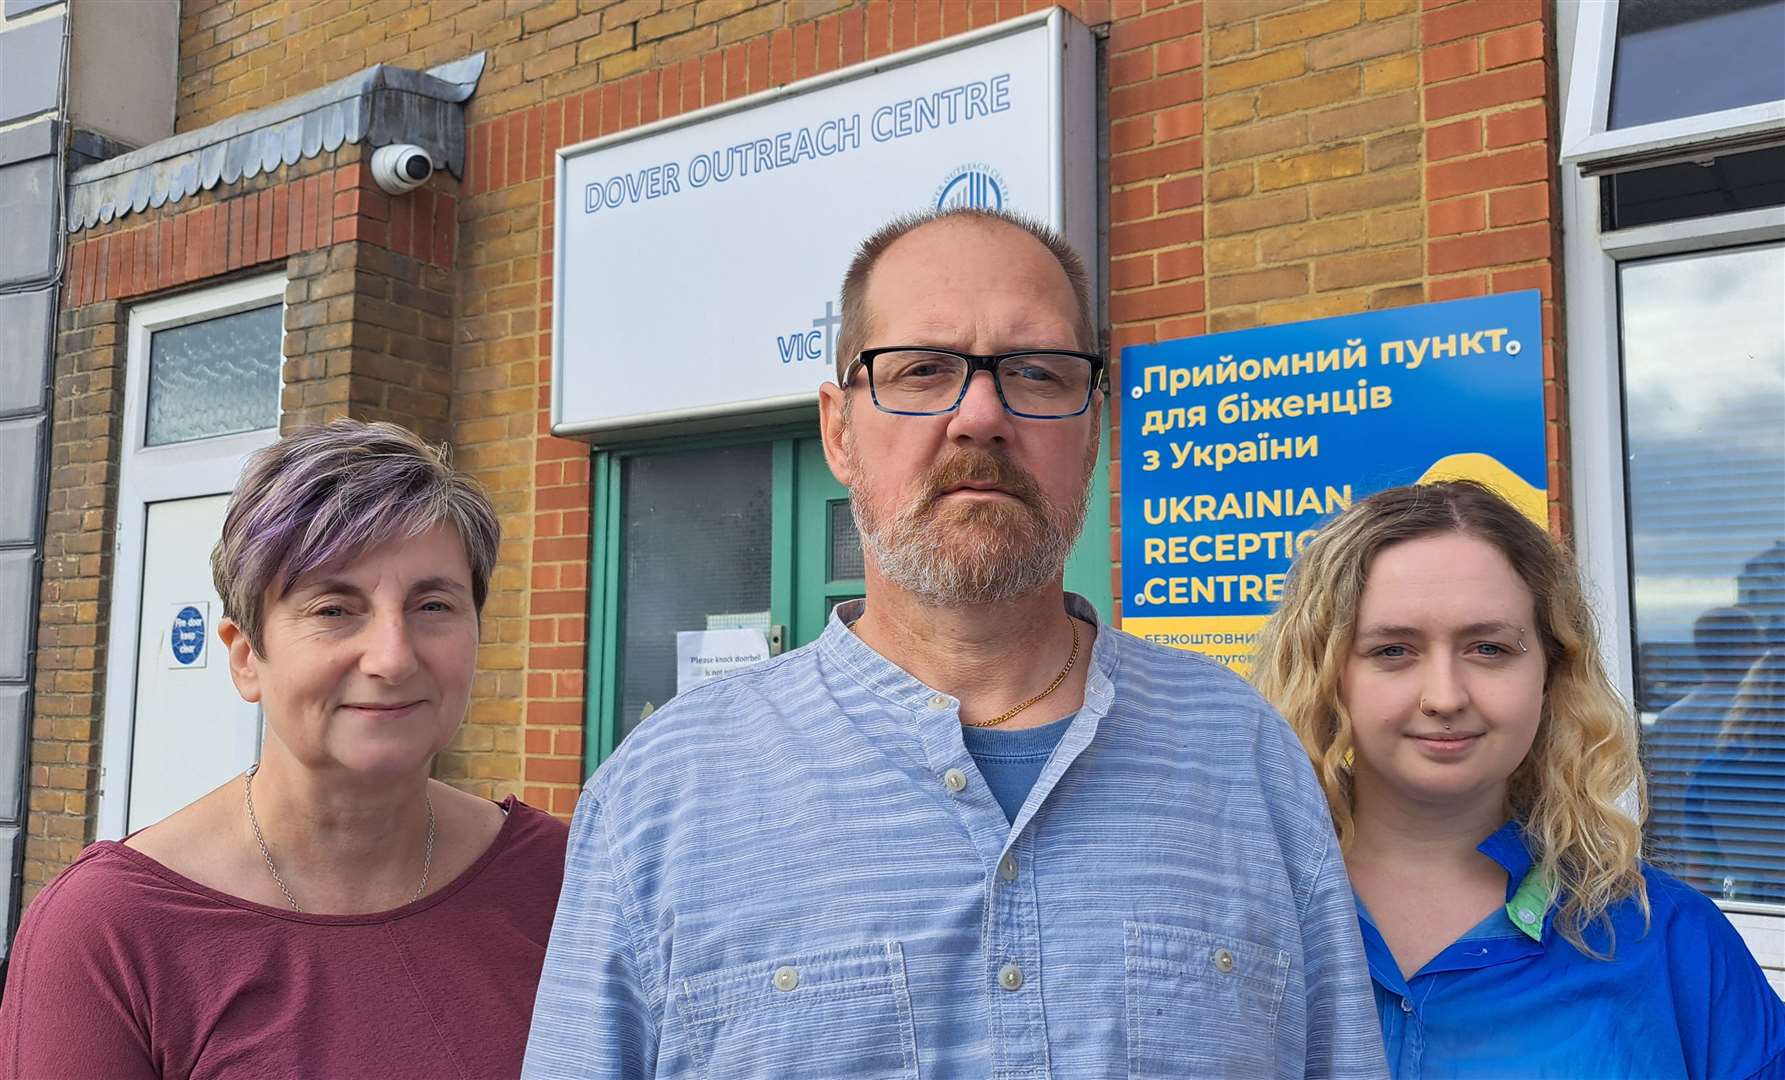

{"left": 1253, "top": 480, "right": 1783, "bottom": 1080}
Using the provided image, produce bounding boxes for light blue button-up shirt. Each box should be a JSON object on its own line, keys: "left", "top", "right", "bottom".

{"left": 523, "top": 595, "right": 1387, "bottom": 1079}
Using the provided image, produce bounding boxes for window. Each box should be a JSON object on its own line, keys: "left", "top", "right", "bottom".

{"left": 1608, "top": 0, "right": 1785, "bottom": 130}
{"left": 1562, "top": 0, "right": 1785, "bottom": 984}
{"left": 615, "top": 445, "right": 775, "bottom": 741}
{"left": 144, "top": 303, "right": 282, "bottom": 445}
{"left": 585, "top": 431, "right": 867, "bottom": 762}
{"left": 1603, "top": 145, "right": 1785, "bottom": 230}
{"left": 1619, "top": 243, "right": 1785, "bottom": 904}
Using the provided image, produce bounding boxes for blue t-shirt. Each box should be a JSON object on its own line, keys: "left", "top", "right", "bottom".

{"left": 1357, "top": 819, "right": 1785, "bottom": 1080}
{"left": 960, "top": 714, "right": 1076, "bottom": 824}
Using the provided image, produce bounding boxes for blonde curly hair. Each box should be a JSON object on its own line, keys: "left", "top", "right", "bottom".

{"left": 1252, "top": 480, "right": 1649, "bottom": 957}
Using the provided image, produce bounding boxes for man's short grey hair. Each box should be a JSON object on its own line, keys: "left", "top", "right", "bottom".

{"left": 833, "top": 207, "right": 1098, "bottom": 385}
{"left": 211, "top": 419, "right": 501, "bottom": 655}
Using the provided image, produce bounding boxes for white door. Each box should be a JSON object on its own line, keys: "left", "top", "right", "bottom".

{"left": 125, "top": 495, "right": 262, "bottom": 831}
{"left": 98, "top": 273, "right": 286, "bottom": 840}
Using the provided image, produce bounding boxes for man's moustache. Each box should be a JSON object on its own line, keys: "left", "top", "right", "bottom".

{"left": 919, "top": 451, "right": 1044, "bottom": 510}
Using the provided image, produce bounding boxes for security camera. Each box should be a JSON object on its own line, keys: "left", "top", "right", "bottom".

{"left": 371, "top": 144, "right": 434, "bottom": 195}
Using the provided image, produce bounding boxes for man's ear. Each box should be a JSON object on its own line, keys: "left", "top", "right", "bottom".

{"left": 217, "top": 617, "right": 264, "bottom": 704}
{"left": 817, "top": 382, "right": 855, "bottom": 489}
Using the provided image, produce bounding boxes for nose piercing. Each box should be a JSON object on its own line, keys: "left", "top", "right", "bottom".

{"left": 1420, "top": 697, "right": 1436, "bottom": 716}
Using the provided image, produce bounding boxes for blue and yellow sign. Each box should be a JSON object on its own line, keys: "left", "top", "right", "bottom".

{"left": 1119, "top": 291, "right": 1546, "bottom": 673}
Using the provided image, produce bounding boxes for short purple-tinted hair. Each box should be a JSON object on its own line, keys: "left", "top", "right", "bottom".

{"left": 211, "top": 419, "right": 501, "bottom": 654}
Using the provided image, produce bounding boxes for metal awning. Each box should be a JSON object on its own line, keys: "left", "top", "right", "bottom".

{"left": 67, "top": 52, "right": 485, "bottom": 233}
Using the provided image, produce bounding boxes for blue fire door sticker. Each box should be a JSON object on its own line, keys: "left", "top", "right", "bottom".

{"left": 171, "top": 605, "right": 205, "bottom": 666}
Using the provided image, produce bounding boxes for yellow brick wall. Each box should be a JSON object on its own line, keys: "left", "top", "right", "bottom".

{"left": 160, "top": 0, "right": 1565, "bottom": 820}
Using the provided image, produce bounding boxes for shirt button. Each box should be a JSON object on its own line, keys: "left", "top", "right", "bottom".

{"left": 773, "top": 966, "right": 799, "bottom": 992}
{"left": 998, "top": 963, "right": 1024, "bottom": 991}
{"left": 1518, "top": 908, "right": 1538, "bottom": 925}
{"left": 943, "top": 768, "right": 968, "bottom": 794}
{"left": 998, "top": 853, "right": 1018, "bottom": 881}
{"left": 1213, "top": 948, "right": 1235, "bottom": 973}
{"left": 928, "top": 694, "right": 950, "bottom": 709}
{"left": 1400, "top": 997, "right": 1413, "bottom": 1014}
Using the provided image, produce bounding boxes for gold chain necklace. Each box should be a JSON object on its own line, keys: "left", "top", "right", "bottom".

{"left": 243, "top": 763, "right": 435, "bottom": 913}
{"left": 963, "top": 619, "right": 1080, "bottom": 729}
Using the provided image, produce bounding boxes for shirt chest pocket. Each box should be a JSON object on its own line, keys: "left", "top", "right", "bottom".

{"left": 674, "top": 940, "right": 919, "bottom": 1080}
{"left": 1124, "top": 921, "right": 1290, "bottom": 1079}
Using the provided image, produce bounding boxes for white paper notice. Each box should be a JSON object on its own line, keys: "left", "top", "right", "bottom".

{"left": 675, "top": 628, "right": 772, "bottom": 695}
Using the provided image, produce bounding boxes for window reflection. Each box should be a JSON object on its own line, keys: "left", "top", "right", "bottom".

{"left": 1622, "top": 243, "right": 1785, "bottom": 904}
{"left": 1610, "top": 0, "right": 1785, "bottom": 129}
{"left": 1604, "top": 146, "right": 1785, "bottom": 231}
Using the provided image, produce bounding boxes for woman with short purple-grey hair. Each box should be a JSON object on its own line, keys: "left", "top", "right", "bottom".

{"left": 0, "top": 419, "right": 568, "bottom": 1079}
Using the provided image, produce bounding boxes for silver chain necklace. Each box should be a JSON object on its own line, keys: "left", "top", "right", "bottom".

{"left": 243, "top": 762, "right": 436, "bottom": 913}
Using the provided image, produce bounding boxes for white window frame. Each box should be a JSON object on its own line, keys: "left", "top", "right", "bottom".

{"left": 96, "top": 273, "right": 286, "bottom": 841}
{"left": 1560, "top": 0, "right": 1785, "bottom": 175}
{"left": 1559, "top": 0, "right": 1785, "bottom": 986}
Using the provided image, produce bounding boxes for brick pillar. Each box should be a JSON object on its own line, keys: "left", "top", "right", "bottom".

{"left": 31, "top": 148, "right": 468, "bottom": 888}
{"left": 24, "top": 302, "right": 126, "bottom": 905}
{"left": 1419, "top": 0, "right": 1566, "bottom": 532}
{"left": 280, "top": 239, "right": 457, "bottom": 444}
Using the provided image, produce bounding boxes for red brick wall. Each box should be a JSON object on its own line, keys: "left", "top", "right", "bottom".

{"left": 1104, "top": 0, "right": 1563, "bottom": 619}
{"left": 69, "top": 0, "right": 1568, "bottom": 831}
{"left": 28, "top": 152, "right": 466, "bottom": 899}
{"left": 65, "top": 154, "right": 454, "bottom": 312}
{"left": 443, "top": 1, "right": 1138, "bottom": 819}
{"left": 27, "top": 301, "right": 125, "bottom": 902}
{"left": 1417, "top": 0, "right": 1566, "bottom": 532}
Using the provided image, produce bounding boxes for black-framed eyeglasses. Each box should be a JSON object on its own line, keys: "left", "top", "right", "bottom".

{"left": 844, "top": 347, "right": 1106, "bottom": 419}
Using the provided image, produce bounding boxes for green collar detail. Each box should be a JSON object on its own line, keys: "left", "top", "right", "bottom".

{"left": 1504, "top": 863, "right": 1552, "bottom": 942}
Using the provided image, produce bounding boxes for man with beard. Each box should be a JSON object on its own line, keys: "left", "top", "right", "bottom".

{"left": 522, "top": 209, "right": 1386, "bottom": 1079}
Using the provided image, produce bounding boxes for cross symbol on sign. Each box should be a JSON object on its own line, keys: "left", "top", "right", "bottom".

{"left": 811, "top": 300, "right": 841, "bottom": 367}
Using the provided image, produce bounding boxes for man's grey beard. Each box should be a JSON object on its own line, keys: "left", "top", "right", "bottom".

{"left": 845, "top": 435, "right": 1094, "bottom": 607}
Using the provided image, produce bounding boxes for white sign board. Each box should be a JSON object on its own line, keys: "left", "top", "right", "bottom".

{"left": 676, "top": 628, "right": 772, "bottom": 694}
{"left": 554, "top": 9, "right": 1095, "bottom": 439}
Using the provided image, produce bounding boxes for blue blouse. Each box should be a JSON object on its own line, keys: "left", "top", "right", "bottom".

{"left": 1357, "top": 821, "right": 1785, "bottom": 1079}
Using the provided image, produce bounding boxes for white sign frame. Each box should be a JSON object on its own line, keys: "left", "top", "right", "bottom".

{"left": 552, "top": 7, "right": 1096, "bottom": 442}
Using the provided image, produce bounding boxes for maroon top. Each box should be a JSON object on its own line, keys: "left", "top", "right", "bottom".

{"left": 0, "top": 797, "right": 568, "bottom": 1080}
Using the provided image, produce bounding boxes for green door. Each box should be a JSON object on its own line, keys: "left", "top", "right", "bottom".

{"left": 791, "top": 436, "right": 866, "bottom": 644}
{"left": 586, "top": 419, "right": 1112, "bottom": 771}
{"left": 787, "top": 421, "right": 1113, "bottom": 643}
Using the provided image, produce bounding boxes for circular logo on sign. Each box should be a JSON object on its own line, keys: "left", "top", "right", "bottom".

{"left": 935, "top": 163, "right": 1006, "bottom": 212}
{"left": 171, "top": 605, "right": 205, "bottom": 666}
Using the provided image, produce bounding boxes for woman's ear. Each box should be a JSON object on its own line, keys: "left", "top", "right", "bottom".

{"left": 217, "top": 618, "right": 263, "bottom": 704}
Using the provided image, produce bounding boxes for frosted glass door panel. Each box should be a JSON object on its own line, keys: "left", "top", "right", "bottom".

{"left": 145, "top": 304, "right": 282, "bottom": 446}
